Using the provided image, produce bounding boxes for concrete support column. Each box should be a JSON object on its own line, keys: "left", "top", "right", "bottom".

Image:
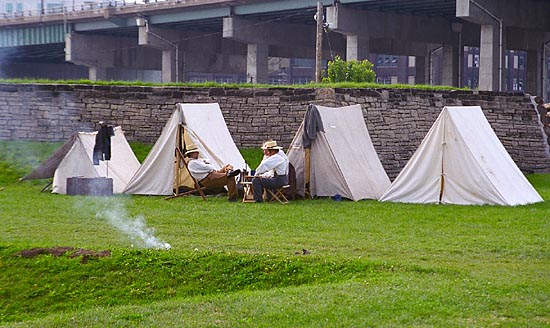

{"left": 479, "top": 24, "right": 502, "bottom": 91}
{"left": 161, "top": 49, "right": 177, "bottom": 83}
{"left": 525, "top": 49, "right": 542, "bottom": 96}
{"left": 89, "top": 67, "right": 108, "bottom": 81}
{"left": 138, "top": 23, "right": 181, "bottom": 83}
{"left": 415, "top": 56, "right": 426, "bottom": 85}
{"left": 247, "top": 43, "right": 268, "bottom": 84}
{"left": 441, "top": 45, "right": 459, "bottom": 87}
{"left": 346, "top": 35, "right": 370, "bottom": 61}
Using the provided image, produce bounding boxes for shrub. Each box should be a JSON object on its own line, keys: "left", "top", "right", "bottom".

{"left": 324, "top": 55, "right": 376, "bottom": 83}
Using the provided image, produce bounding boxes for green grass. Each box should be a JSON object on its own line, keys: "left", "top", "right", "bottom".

{"left": 0, "top": 140, "right": 549, "bottom": 327}
{"left": 0, "top": 78, "right": 470, "bottom": 91}
{"left": 128, "top": 142, "right": 154, "bottom": 163}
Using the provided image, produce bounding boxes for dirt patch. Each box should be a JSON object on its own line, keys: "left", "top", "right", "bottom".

{"left": 69, "top": 249, "right": 112, "bottom": 263}
{"left": 15, "top": 246, "right": 111, "bottom": 263}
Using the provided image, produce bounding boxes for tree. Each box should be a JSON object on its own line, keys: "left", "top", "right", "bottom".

{"left": 325, "top": 55, "right": 376, "bottom": 83}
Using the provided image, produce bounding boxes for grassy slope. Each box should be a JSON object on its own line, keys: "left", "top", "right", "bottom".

{"left": 0, "top": 78, "right": 469, "bottom": 91}
{"left": 0, "top": 141, "right": 549, "bottom": 327}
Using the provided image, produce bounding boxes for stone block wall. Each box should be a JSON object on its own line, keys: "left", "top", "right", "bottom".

{"left": 334, "top": 88, "right": 550, "bottom": 177}
{"left": 0, "top": 83, "right": 548, "bottom": 178}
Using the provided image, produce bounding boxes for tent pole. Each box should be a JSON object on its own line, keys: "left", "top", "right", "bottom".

{"left": 176, "top": 124, "right": 183, "bottom": 194}
{"left": 439, "top": 115, "right": 446, "bottom": 203}
{"left": 305, "top": 148, "right": 311, "bottom": 199}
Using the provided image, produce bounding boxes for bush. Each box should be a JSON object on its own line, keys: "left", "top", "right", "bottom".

{"left": 324, "top": 55, "right": 376, "bottom": 83}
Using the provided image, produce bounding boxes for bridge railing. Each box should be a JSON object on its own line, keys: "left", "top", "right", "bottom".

{"left": 0, "top": 0, "right": 171, "bottom": 20}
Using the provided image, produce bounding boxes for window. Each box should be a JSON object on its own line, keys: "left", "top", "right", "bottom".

{"left": 292, "top": 76, "right": 311, "bottom": 84}
{"left": 292, "top": 58, "right": 314, "bottom": 68}
{"left": 468, "top": 54, "right": 473, "bottom": 68}
{"left": 473, "top": 54, "right": 480, "bottom": 68}
{"left": 15, "top": 3, "right": 23, "bottom": 12}
{"left": 376, "top": 76, "right": 391, "bottom": 84}
{"left": 408, "top": 56, "right": 415, "bottom": 68}
{"left": 6, "top": 3, "right": 13, "bottom": 13}
{"left": 518, "top": 55, "right": 525, "bottom": 69}
{"left": 408, "top": 76, "right": 415, "bottom": 85}
{"left": 377, "top": 55, "right": 398, "bottom": 67}
{"left": 513, "top": 55, "right": 518, "bottom": 69}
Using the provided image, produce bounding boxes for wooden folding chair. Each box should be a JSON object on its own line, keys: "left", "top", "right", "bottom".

{"left": 165, "top": 149, "right": 207, "bottom": 200}
{"left": 264, "top": 185, "right": 290, "bottom": 204}
{"left": 165, "top": 126, "right": 207, "bottom": 201}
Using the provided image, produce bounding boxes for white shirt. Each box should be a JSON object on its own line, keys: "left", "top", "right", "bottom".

{"left": 187, "top": 158, "right": 215, "bottom": 181}
{"left": 255, "top": 150, "right": 289, "bottom": 177}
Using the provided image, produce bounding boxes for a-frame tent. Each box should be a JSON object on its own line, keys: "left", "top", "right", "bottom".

{"left": 22, "top": 126, "right": 141, "bottom": 194}
{"left": 123, "top": 103, "right": 247, "bottom": 196}
{"left": 380, "top": 106, "right": 543, "bottom": 206}
{"left": 287, "top": 104, "right": 391, "bottom": 201}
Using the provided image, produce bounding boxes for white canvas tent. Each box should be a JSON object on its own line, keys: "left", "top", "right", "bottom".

{"left": 287, "top": 104, "right": 391, "bottom": 201}
{"left": 123, "top": 103, "right": 247, "bottom": 195}
{"left": 23, "top": 126, "right": 141, "bottom": 194}
{"left": 380, "top": 106, "right": 543, "bottom": 206}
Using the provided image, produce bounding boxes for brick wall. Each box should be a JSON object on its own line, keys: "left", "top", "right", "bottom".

{"left": 1, "top": 83, "right": 548, "bottom": 178}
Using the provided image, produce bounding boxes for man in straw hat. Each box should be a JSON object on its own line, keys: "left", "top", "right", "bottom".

{"left": 252, "top": 140, "right": 289, "bottom": 202}
{"left": 185, "top": 145, "right": 241, "bottom": 202}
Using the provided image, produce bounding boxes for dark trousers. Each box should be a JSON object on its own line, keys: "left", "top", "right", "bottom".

{"left": 252, "top": 175, "right": 288, "bottom": 202}
{"left": 200, "top": 171, "right": 238, "bottom": 199}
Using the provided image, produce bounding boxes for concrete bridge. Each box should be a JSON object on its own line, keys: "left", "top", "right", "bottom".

{"left": 0, "top": 0, "right": 549, "bottom": 95}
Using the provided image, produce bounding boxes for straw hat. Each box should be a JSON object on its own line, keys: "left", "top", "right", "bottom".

{"left": 261, "top": 140, "right": 283, "bottom": 150}
{"left": 184, "top": 144, "right": 200, "bottom": 156}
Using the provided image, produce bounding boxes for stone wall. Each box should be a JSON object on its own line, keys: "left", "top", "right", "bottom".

{"left": 1, "top": 83, "right": 548, "bottom": 178}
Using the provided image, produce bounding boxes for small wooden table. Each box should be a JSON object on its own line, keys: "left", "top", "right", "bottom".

{"left": 240, "top": 175, "right": 255, "bottom": 203}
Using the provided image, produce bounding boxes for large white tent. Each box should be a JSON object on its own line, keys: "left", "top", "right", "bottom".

{"left": 23, "top": 126, "right": 140, "bottom": 194}
{"left": 287, "top": 104, "right": 390, "bottom": 201}
{"left": 380, "top": 106, "right": 543, "bottom": 206}
{"left": 123, "top": 103, "right": 247, "bottom": 195}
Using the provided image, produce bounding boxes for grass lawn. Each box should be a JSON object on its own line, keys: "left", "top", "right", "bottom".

{"left": 0, "top": 140, "right": 549, "bottom": 327}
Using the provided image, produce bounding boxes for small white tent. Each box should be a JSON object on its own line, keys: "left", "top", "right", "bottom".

{"left": 287, "top": 104, "right": 391, "bottom": 201}
{"left": 23, "top": 127, "right": 140, "bottom": 194}
{"left": 123, "top": 103, "right": 247, "bottom": 195}
{"left": 380, "top": 106, "right": 543, "bottom": 206}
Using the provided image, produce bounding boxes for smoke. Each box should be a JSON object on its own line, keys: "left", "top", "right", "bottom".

{"left": 94, "top": 199, "right": 171, "bottom": 250}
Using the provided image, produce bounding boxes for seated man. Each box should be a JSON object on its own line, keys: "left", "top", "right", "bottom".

{"left": 185, "top": 145, "right": 241, "bottom": 202}
{"left": 252, "top": 140, "right": 289, "bottom": 203}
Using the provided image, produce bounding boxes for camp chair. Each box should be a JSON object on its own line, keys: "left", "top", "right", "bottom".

{"left": 264, "top": 185, "right": 290, "bottom": 204}
{"left": 165, "top": 134, "right": 207, "bottom": 201}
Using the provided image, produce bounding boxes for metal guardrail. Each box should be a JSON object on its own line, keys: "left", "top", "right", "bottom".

{"left": 0, "top": 0, "right": 171, "bottom": 20}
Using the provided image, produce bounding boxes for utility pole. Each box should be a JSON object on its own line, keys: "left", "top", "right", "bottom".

{"left": 315, "top": 1, "right": 323, "bottom": 83}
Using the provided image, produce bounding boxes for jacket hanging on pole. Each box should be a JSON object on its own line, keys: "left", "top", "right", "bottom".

{"left": 93, "top": 125, "right": 115, "bottom": 165}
